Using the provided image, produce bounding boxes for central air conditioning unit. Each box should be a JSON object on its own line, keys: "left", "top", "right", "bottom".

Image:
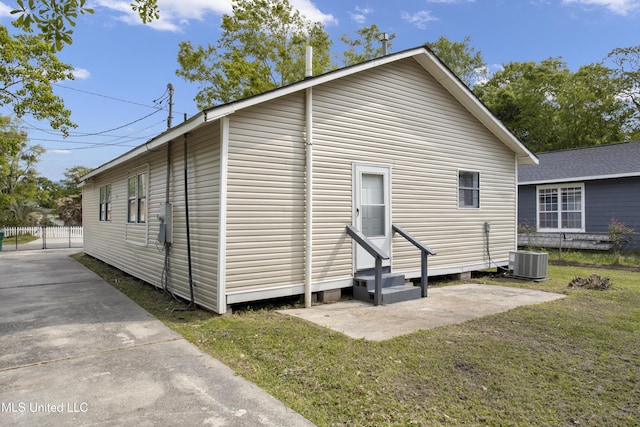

{"left": 509, "top": 251, "right": 548, "bottom": 279}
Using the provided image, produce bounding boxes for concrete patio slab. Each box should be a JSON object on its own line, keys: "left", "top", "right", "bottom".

{"left": 280, "top": 283, "right": 565, "bottom": 341}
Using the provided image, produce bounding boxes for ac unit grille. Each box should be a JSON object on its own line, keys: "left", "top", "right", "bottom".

{"left": 509, "top": 251, "right": 548, "bottom": 279}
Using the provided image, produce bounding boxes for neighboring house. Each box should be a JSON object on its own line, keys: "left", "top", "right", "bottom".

{"left": 518, "top": 141, "right": 640, "bottom": 250}
{"left": 80, "top": 46, "right": 537, "bottom": 314}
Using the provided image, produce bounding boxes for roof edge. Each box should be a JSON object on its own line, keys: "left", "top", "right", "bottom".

{"left": 79, "top": 112, "right": 206, "bottom": 183}
{"left": 519, "top": 171, "right": 640, "bottom": 185}
{"left": 81, "top": 45, "right": 539, "bottom": 180}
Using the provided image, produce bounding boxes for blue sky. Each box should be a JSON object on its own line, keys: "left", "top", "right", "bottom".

{"left": 1, "top": 0, "right": 639, "bottom": 181}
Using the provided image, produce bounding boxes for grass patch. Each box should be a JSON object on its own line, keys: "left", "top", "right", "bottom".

{"left": 532, "top": 247, "right": 640, "bottom": 269}
{"left": 2, "top": 233, "right": 39, "bottom": 246}
{"left": 72, "top": 253, "right": 640, "bottom": 426}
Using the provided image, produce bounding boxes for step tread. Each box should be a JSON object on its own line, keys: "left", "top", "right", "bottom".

{"left": 355, "top": 272, "right": 405, "bottom": 281}
{"left": 354, "top": 273, "right": 406, "bottom": 289}
{"left": 367, "top": 284, "right": 420, "bottom": 294}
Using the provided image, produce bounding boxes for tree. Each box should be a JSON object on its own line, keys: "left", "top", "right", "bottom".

{"left": 10, "top": 0, "right": 158, "bottom": 51}
{"left": 427, "top": 36, "right": 488, "bottom": 88}
{"left": 0, "top": 116, "right": 44, "bottom": 199}
{"left": 0, "top": 26, "right": 75, "bottom": 134}
{"left": 176, "top": 0, "right": 333, "bottom": 109}
{"left": 474, "top": 58, "right": 565, "bottom": 151}
{"left": 34, "top": 176, "right": 63, "bottom": 209}
{"left": 555, "top": 63, "right": 634, "bottom": 147}
{"left": 607, "top": 45, "right": 640, "bottom": 138}
{"left": 56, "top": 195, "right": 82, "bottom": 226}
{"left": 475, "top": 58, "right": 634, "bottom": 152}
{"left": 341, "top": 24, "right": 395, "bottom": 66}
{"left": 5, "top": 0, "right": 160, "bottom": 134}
{"left": 61, "top": 165, "right": 91, "bottom": 195}
{"left": 2, "top": 198, "right": 43, "bottom": 226}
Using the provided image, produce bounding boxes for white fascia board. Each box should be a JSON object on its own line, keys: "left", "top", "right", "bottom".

{"left": 412, "top": 52, "right": 538, "bottom": 166}
{"left": 519, "top": 171, "right": 640, "bottom": 185}
{"left": 80, "top": 112, "right": 207, "bottom": 182}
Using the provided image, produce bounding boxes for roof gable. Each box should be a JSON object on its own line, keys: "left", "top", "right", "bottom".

{"left": 82, "top": 46, "right": 537, "bottom": 181}
{"left": 518, "top": 141, "right": 640, "bottom": 184}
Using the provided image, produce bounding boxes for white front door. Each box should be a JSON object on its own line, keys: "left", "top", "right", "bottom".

{"left": 353, "top": 164, "right": 391, "bottom": 271}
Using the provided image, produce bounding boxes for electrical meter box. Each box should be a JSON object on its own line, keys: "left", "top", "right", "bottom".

{"left": 157, "top": 202, "right": 173, "bottom": 244}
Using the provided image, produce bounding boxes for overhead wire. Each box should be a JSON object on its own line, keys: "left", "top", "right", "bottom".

{"left": 53, "top": 83, "right": 170, "bottom": 110}
{"left": 39, "top": 119, "right": 167, "bottom": 150}
{"left": 4, "top": 83, "right": 189, "bottom": 152}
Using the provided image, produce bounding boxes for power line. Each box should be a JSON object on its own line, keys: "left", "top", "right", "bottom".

{"left": 35, "top": 119, "right": 167, "bottom": 150}
{"left": 51, "top": 143, "right": 138, "bottom": 151}
{"left": 53, "top": 83, "right": 163, "bottom": 110}
{"left": 68, "top": 109, "right": 164, "bottom": 137}
{"left": 53, "top": 83, "right": 189, "bottom": 116}
{"left": 20, "top": 109, "right": 164, "bottom": 138}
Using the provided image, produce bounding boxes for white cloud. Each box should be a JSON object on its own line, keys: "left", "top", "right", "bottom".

{"left": 49, "top": 149, "right": 72, "bottom": 155}
{"left": 562, "top": 0, "right": 640, "bottom": 15}
{"left": 349, "top": 6, "right": 373, "bottom": 24}
{"left": 292, "top": 0, "right": 338, "bottom": 25}
{"left": 401, "top": 10, "right": 438, "bottom": 29}
{"left": 0, "top": 2, "right": 12, "bottom": 18}
{"left": 72, "top": 68, "right": 91, "bottom": 79}
{"left": 95, "top": 0, "right": 336, "bottom": 32}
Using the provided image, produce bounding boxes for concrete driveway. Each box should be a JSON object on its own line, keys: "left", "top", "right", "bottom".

{"left": 0, "top": 249, "right": 313, "bottom": 426}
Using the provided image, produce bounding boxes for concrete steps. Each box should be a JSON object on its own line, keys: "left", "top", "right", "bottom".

{"left": 353, "top": 272, "right": 422, "bottom": 305}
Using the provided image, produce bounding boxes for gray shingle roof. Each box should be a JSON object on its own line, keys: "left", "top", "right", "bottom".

{"left": 518, "top": 141, "right": 640, "bottom": 184}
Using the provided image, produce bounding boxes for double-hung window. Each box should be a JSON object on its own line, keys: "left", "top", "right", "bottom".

{"left": 99, "top": 184, "right": 111, "bottom": 221}
{"left": 458, "top": 171, "right": 480, "bottom": 208}
{"left": 127, "top": 172, "right": 147, "bottom": 223}
{"left": 537, "top": 184, "right": 584, "bottom": 231}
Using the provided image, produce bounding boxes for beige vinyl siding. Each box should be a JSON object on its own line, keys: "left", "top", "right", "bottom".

{"left": 82, "top": 122, "right": 221, "bottom": 311}
{"left": 312, "top": 57, "right": 517, "bottom": 279}
{"left": 225, "top": 93, "right": 306, "bottom": 293}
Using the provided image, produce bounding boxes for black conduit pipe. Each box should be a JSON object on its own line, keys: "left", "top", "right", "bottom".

{"left": 184, "top": 134, "right": 195, "bottom": 307}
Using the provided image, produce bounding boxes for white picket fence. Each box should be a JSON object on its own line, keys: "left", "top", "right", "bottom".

{"left": 3, "top": 226, "right": 83, "bottom": 238}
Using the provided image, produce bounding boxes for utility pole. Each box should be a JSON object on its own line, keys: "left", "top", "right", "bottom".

{"left": 167, "top": 83, "right": 174, "bottom": 129}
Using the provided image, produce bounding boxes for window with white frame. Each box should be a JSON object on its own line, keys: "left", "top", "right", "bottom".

{"left": 127, "top": 172, "right": 147, "bottom": 223}
{"left": 99, "top": 184, "right": 111, "bottom": 221}
{"left": 537, "top": 184, "right": 584, "bottom": 231}
{"left": 458, "top": 170, "right": 480, "bottom": 208}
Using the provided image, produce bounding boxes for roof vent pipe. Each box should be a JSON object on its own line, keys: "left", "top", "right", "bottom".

{"left": 305, "top": 46, "right": 313, "bottom": 78}
{"left": 380, "top": 33, "right": 389, "bottom": 56}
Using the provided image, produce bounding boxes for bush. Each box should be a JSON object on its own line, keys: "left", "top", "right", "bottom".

{"left": 608, "top": 218, "right": 635, "bottom": 263}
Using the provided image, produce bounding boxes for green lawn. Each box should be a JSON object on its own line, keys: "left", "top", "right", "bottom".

{"left": 72, "top": 253, "right": 640, "bottom": 426}
{"left": 1, "top": 233, "right": 38, "bottom": 246}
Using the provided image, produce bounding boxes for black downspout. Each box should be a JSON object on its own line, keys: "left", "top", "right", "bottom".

{"left": 163, "top": 141, "right": 171, "bottom": 295}
{"left": 184, "top": 134, "right": 195, "bottom": 308}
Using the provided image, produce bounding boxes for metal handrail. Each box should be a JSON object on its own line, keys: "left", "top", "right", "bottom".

{"left": 392, "top": 224, "right": 436, "bottom": 297}
{"left": 346, "top": 225, "right": 388, "bottom": 306}
{"left": 392, "top": 224, "right": 436, "bottom": 255}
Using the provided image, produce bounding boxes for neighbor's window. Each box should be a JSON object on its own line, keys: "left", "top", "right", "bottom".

{"left": 537, "top": 184, "right": 583, "bottom": 231}
{"left": 127, "top": 172, "right": 147, "bottom": 223}
{"left": 99, "top": 184, "right": 111, "bottom": 221}
{"left": 458, "top": 171, "right": 480, "bottom": 208}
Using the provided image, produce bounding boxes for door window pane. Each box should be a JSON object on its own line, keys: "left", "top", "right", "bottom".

{"left": 361, "top": 173, "right": 385, "bottom": 237}
{"left": 362, "top": 205, "right": 385, "bottom": 237}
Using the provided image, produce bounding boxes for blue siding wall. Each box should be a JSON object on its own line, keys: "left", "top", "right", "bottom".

{"left": 517, "top": 185, "right": 537, "bottom": 229}
{"left": 585, "top": 177, "right": 640, "bottom": 232}
{"left": 518, "top": 178, "right": 640, "bottom": 232}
